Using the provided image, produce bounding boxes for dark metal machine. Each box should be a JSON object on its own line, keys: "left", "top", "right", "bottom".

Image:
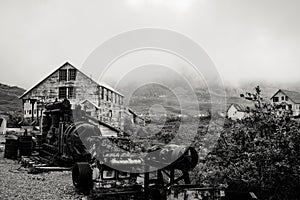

{"left": 71, "top": 138, "right": 199, "bottom": 199}
{"left": 27, "top": 99, "right": 226, "bottom": 199}
{"left": 38, "top": 99, "right": 101, "bottom": 166}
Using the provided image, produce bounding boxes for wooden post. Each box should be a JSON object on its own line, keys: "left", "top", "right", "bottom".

{"left": 183, "top": 171, "right": 190, "bottom": 184}
{"left": 157, "top": 169, "right": 164, "bottom": 184}
{"left": 144, "top": 165, "right": 150, "bottom": 200}
{"left": 170, "top": 168, "right": 175, "bottom": 184}
{"left": 30, "top": 99, "right": 36, "bottom": 123}
{"left": 36, "top": 103, "right": 39, "bottom": 126}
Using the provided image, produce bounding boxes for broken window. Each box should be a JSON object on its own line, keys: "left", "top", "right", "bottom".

{"left": 59, "top": 87, "right": 67, "bottom": 99}
{"left": 68, "top": 69, "right": 76, "bottom": 81}
{"left": 59, "top": 69, "right": 67, "bottom": 81}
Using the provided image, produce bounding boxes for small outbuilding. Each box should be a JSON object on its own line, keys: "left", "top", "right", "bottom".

{"left": 227, "top": 104, "right": 250, "bottom": 120}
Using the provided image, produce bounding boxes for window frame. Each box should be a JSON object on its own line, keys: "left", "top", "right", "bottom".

{"left": 104, "top": 88, "right": 108, "bottom": 101}
{"left": 102, "top": 170, "right": 116, "bottom": 180}
{"left": 108, "top": 90, "right": 112, "bottom": 102}
{"left": 68, "top": 87, "right": 75, "bottom": 99}
{"left": 58, "top": 87, "right": 67, "bottom": 99}
{"left": 120, "top": 96, "right": 123, "bottom": 105}
{"left": 273, "top": 97, "right": 279, "bottom": 102}
{"left": 59, "top": 69, "right": 67, "bottom": 81}
{"left": 68, "top": 69, "right": 77, "bottom": 81}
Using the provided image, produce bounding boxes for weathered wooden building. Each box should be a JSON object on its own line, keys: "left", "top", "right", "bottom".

{"left": 19, "top": 62, "right": 125, "bottom": 129}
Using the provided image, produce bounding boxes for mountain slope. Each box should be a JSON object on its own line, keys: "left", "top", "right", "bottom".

{"left": 0, "top": 83, "right": 25, "bottom": 113}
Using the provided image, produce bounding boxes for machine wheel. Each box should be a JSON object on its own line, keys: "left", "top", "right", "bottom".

{"left": 72, "top": 162, "right": 93, "bottom": 193}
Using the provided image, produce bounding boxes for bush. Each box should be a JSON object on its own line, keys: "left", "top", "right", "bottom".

{"left": 196, "top": 86, "right": 300, "bottom": 200}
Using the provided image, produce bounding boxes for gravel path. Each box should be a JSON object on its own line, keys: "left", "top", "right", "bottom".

{"left": 0, "top": 152, "right": 87, "bottom": 200}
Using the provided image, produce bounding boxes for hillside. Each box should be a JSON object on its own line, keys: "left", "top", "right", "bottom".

{"left": 0, "top": 80, "right": 297, "bottom": 115}
{"left": 0, "top": 83, "right": 25, "bottom": 113}
{"left": 123, "top": 82, "right": 300, "bottom": 115}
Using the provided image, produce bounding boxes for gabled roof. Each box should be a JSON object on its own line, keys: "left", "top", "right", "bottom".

{"left": 271, "top": 89, "right": 300, "bottom": 104}
{"left": 19, "top": 61, "right": 123, "bottom": 99}
{"left": 81, "top": 99, "right": 100, "bottom": 109}
{"left": 127, "top": 108, "right": 145, "bottom": 120}
{"left": 229, "top": 103, "right": 248, "bottom": 112}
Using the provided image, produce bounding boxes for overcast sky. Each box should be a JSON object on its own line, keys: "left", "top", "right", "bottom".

{"left": 0, "top": 0, "right": 299, "bottom": 89}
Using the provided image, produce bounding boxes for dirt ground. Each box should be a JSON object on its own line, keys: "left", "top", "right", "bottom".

{"left": 0, "top": 135, "right": 87, "bottom": 200}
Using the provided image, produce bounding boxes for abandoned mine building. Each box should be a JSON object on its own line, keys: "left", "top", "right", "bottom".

{"left": 19, "top": 62, "right": 130, "bottom": 129}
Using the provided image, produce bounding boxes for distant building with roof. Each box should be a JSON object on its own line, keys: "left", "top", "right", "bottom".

{"left": 0, "top": 116, "right": 7, "bottom": 134}
{"left": 19, "top": 62, "right": 126, "bottom": 129}
{"left": 227, "top": 103, "right": 250, "bottom": 120}
{"left": 270, "top": 89, "right": 300, "bottom": 116}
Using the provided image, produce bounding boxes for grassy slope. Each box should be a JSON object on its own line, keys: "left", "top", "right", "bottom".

{"left": 0, "top": 83, "right": 25, "bottom": 113}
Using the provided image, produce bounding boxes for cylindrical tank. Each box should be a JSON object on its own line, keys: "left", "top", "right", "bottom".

{"left": 146, "top": 144, "right": 198, "bottom": 171}
{"left": 64, "top": 122, "right": 102, "bottom": 160}
{"left": 168, "top": 145, "right": 198, "bottom": 171}
{"left": 18, "top": 136, "right": 33, "bottom": 156}
{"left": 4, "top": 135, "right": 19, "bottom": 159}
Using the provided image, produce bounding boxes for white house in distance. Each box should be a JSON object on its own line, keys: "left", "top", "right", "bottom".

{"left": 227, "top": 104, "right": 250, "bottom": 120}
{"left": 270, "top": 89, "right": 300, "bottom": 116}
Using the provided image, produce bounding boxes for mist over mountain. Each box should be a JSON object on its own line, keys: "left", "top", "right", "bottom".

{"left": 116, "top": 72, "right": 300, "bottom": 114}
{"left": 111, "top": 63, "right": 299, "bottom": 104}
{"left": 226, "top": 81, "right": 300, "bottom": 99}
{"left": 0, "top": 77, "right": 299, "bottom": 116}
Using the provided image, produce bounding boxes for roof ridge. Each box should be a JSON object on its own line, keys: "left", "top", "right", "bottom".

{"left": 281, "top": 89, "right": 300, "bottom": 93}
{"left": 19, "top": 62, "right": 123, "bottom": 99}
{"left": 271, "top": 89, "right": 300, "bottom": 104}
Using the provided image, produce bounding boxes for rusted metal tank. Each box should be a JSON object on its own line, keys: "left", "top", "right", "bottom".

{"left": 4, "top": 135, "right": 19, "bottom": 159}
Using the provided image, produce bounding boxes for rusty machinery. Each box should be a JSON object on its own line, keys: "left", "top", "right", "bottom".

{"left": 14, "top": 99, "right": 257, "bottom": 200}
{"left": 36, "top": 99, "right": 222, "bottom": 199}
{"left": 71, "top": 137, "right": 199, "bottom": 199}
{"left": 38, "top": 99, "right": 102, "bottom": 166}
